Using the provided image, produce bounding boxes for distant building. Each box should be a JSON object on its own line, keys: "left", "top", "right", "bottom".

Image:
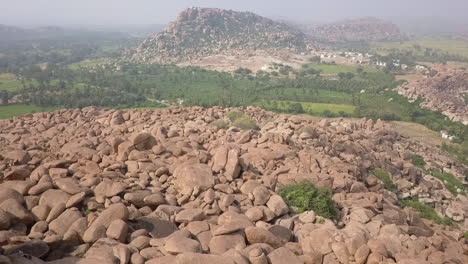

{"left": 440, "top": 130, "right": 456, "bottom": 141}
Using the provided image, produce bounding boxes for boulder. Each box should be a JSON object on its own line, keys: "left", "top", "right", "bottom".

{"left": 173, "top": 164, "right": 215, "bottom": 194}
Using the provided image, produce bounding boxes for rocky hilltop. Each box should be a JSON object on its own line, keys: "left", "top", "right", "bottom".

{"left": 131, "top": 8, "right": 314, "bottom": 64}
{"left": 397, "top": 65, "right": 468, "bottom": 124}
{"left": 303, "top": 17, "right": 406, "bottom": 43}
{"left": 0, "top": 106, "right": 467, "bottom": 263}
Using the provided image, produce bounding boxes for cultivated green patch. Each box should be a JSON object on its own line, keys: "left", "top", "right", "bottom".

{"left": 0, "top": 104, "right": 60, "bottom": 119}
{"left": 303, "top": 64, "right": 378, "bottom": 75}
{"left": 257, "top": 100, "right": 355, "bottom": 117}
{"left": 372, "top": 37, "right": 468, "bottom": 58}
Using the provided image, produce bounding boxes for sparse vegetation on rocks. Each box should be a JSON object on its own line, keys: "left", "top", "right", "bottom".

{"left": 401, "top": 198, "right": 453, "bottom": 226}
{"left": 278, "top": 181, "right": 337, "bottom": 219}
{"left": 0, "top": 106, "right": 467, "bottom": 263}
{"left": 430, "top": 169, "right": 467, "bottom": 195}
{"left": 411, "top": 154, "right": 426, "bottom": 168}
{"left": 371, "top": 168, "right": 398, "bottom": 192}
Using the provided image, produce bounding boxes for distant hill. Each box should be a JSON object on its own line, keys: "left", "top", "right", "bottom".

{"left": 302, "top": 17, "right": 407, "bottom": 43}
{"left": 132, "top": 7, "right": 314, "bottom": 63}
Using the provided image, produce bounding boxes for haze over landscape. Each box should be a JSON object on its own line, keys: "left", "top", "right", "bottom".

{"left": 0, "top": 1, "right": 468, "bottom": 264}
{"left": 3, "top": 0, "right": 468, "bottom": 28}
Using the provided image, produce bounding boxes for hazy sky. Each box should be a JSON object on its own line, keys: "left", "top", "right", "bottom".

{"left": 2, "top": 0, "right": 468, "bottom": 26}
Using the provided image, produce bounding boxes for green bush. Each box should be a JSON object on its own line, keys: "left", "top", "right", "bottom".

{"left": 226, "top": 110, "right": 245, "bottom": 122}
{"left": 401, "top": 198, "right": 453, "bottom": 226}
{"left": 232, "top": 116, "right": 259, "bottom": 131}
{"left": 210, "top": 120, "right": 229, "bottom": 130}
{"left": 430, "top": 169, "right": 466, "bottom": 195}
{"left": 287, "top": 103, "right": 304, "bottom": 114}
{"left": 278, "top": 181, "right": 337, "bottom": 219}
{"left": 411, "top": 154, "right": 426, "bottom": 168}
{"left": 371, "top": 168, "right": 398, "bottom": 192}
{"left": 464, "top": 231, "right": 468, "bottom": 240}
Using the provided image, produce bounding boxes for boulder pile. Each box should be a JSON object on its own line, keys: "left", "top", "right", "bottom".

{"left": 0, "top": 106, "right": 467, "bottom": 263}
{"left": 131, "top": 7, "right": 314, "bottom": 64}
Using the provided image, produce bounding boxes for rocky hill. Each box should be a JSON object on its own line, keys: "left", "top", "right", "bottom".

{"left": 131, "top": 8, "right": 314, "bottom": 64}
{"left": 0, "top": 106, "right": 467, "bottom": 263}
{"left": 303, "top": 17, "right": 407, "bottom": 43}
{"left": 397, "top": 65, "right": 468, "bottom": 124}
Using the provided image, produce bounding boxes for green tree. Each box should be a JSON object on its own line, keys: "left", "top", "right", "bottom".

{"left": 0, "top": 90, "right": 8, "bottom": 105}
{"left": 287, "top": 102, "right": 304, "bottom": 114}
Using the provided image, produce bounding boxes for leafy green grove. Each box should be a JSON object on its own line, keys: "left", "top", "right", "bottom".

{"left": 5, "top": 62, "right": 465, "bottom": 139}
{"left": 1, "top": 59, "right": 467, "bottom": 165}
{"left": 278, "top": 181, "right": 337, "bottom": 219}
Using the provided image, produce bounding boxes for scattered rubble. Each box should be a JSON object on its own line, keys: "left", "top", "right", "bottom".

{"left": 0, "top": 106, "right": 467, "bottom": 263}
{"left": 396, "top": 65, "right": 468, "bottom": 124}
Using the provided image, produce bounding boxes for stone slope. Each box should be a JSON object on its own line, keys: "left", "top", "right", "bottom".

{"left": 396, "top": 65, "right": 468, "bottom": 124}
{"left": 131, "top": 7, "right": 314, "bottom": 64}
{"left": 303, "top": 17, "right": 406, "bottom": 43}
{"left": 0, "top": 106, "right": 467, "bottom": 263}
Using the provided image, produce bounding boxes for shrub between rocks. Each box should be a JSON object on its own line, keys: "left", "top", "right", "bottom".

{"left": 226, "top": 110, "right": 245, "bottom": 122}
{"left": 430, "top": 169, "right": 467, "bottom": 195}
{"left": 411, "top": 154, "right": 426, "bottom": 168}
{"left": 401, "top": 198, "right": 453, "bottom": 226}
{"left": 277, "top": 180, "right": 337, "bottom": 219}
{"left": 226, "top": 110, "right": 259, "bottom": 130}
{"left": 371, "top": 168, "right": 398, "bottom": 192}
{"left": 210, "top": 119, "right": 229, "bottom": 130}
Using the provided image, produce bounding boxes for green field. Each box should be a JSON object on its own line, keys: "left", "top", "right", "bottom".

{"left": 372, "top": 37, "right": 468, "bottom": 57}
{"left": 68, "top": 59, "right": 107, "bottom": 70}
{"left": 0, "top": 104, "right": 60, "bottom": 119}
{"left": 257, "top": 100, "right": 356, "bottom": 116}
{"left": 305, "top": 64, "right": 378, "bottom": 74}
{"left": 0, "top": 73, "right": 24, "bottom": 92}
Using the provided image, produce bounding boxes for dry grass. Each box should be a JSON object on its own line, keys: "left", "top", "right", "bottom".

{"left": 390, "top": 121, "right": 447, "bottom": 146}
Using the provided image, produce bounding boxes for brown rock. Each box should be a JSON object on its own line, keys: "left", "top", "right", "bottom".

{"left": 245, "top": 226, "right": 283, "bottom": 248}
{"left": 173, "top": 164, "right": 215, "bottom": 194}
{"left": 49, "top": 208, "right": 82, "bottom": 236}
{"left": 209, "top": 232, "right": 246, "bottom": 254}
{"left": 267, "top": 247, "right": 302, "bottom": 264}
{"left": 106, "top": 219, "right": 128, "bottom": 242}
{"left": 176, "top": 252, "right": 236, "bottom": 264}
{"left": 266, "top": 195, "right": 289, "bottom": 217}
{"left": 83, "top": 203, "right": 129, "bottom": 243}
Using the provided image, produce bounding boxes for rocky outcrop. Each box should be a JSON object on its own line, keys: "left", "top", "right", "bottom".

{"left": 131, "top": 7, "right": 314, "bottom": 64}
{"left": 397, "top": 65, "right": 468, "bottom": 124}
{"left": 0, "top": 106, "right": 467, "bottom": 263}
{"left": 301, "top": 17, "right": 407, "bottom": 43}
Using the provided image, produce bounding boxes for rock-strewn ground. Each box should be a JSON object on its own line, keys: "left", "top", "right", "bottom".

{"left": 396, "top": 65, "right": 468, "bottom": 124}
{"left": 0, "top": 106, "right": 467, "bottom": 264}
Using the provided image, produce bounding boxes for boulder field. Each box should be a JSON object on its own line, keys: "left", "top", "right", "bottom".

{"left": 0, "top": 106, "right": 466, "bottom": 263}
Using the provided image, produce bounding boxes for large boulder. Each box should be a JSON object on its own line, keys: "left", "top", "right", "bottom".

{"left": 83, "top": 203, "right": 129, "bottom": 243}
{"left": 173, "top": 164, "right": 215, "bottom": 194}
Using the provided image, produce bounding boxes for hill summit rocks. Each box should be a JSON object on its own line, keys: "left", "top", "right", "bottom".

{"left": 0, "top": 106, "right": 467, "bottom": 263}
{"left": 131, "top": 7, "right": 314, "bottom": 64}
